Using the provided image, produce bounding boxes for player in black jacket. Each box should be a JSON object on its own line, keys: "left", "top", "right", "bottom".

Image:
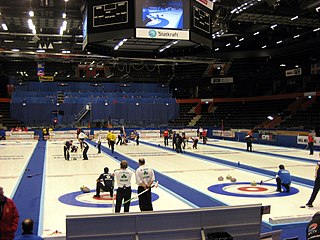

{"left": 93, "top": 167, "right": 114, "bottom": 198}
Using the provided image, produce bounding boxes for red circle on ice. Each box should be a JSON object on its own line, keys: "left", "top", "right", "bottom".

{"left": 237, "top": 186, "right": 268, "bottom": 192}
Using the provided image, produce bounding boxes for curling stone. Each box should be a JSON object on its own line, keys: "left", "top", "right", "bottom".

{"left": 250, "top": 181, "right": 257, "bottom": 186}
{"left": 226, "top": 175, "right": 232, "bottom": 180}
{"left": 218, "top": 176, "right": 224, "bottom": 181}
{"left": 230, "top": 177, "right": 237, "bottom": 182}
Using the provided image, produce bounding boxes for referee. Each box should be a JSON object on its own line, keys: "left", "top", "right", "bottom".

{"left": 114, "top": 160, "right": 132, "bottom": 213}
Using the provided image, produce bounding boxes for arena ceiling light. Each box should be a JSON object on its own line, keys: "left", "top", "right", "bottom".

{"left": 270, "top": 24, "right": 277, "bottom": 30}
{"left": 114, "top": 38, "right": 128, "bottom": 51}
{"left": 212, "top": 30, "right": 225, "bottom": 39}
{"left": 1, "top": 23, "right": 8, "bottom": 31}
{"left": 291, "top": 16, "right": 299, "bottom": 21}
{"left": 159, "top": 40, "right": 179, "bottom": 53}
{"left": 230, "top": 0, "right": 261, "bottom": 14}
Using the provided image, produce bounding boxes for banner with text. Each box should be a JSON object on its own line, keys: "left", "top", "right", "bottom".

{"left": 297, "top": 136, "right": 320, "bottom": 146}
{"left": 136, "top": 28, "right": 189, "bottom": 40}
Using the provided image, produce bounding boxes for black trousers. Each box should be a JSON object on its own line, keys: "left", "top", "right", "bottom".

{"left": 110, "top": 141, "right": 115, "bottom": 153}
{"left": 96, "top": 182, "right": 113, "bottom": 197}
{"left": 176, "top": 142, "right": 182, "bottom": 153}
{"left": 193, "top": 139, "right": 198, "bottom": 149}
{"left": 83, "top": 146, "right": 89, "bottom": 160}
{"left": 276, "top": 177, "right": 290, "bottom": 192}
{"left": 164, "top": 136, "right": 169, "bottom": 146}
{"left": 115, "top": 187, "right": 131, "bottom": 213}
{"left": 307, "top": 179, "right": 320, "bottom": 205}
{"left": 138, "top": 186, "right": 153, "bottom": 211}
{"left": 246, "top": 141, "right": 252, "bottom": 151}
{"left": 309, "top": 142, "right": 314, "bottom": 155}
{"left": 64, "top": 146, "right": 69, "bottom": 160}
{"left": 97, "top": 141, "right": 101, "bottom": 153}
{"left": 136, "top": 136, "right": 139, "bottom": 145}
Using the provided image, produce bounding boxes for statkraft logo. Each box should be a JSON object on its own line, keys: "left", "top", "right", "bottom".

{"left": 149, "top": 30, "right": 157, "bottom": 38}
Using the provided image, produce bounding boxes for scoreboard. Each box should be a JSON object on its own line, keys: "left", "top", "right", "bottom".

{"left": 83, "top": 0, "right": 213, "bottom": 49}
{"left": 193, "top": 5, "right": 211, "bottom": 34}
{"left": 190, "top": 0, "right": 213, "bottom": 48}
{"left": 93, "top": 1, "right": 129, "bottom": 28}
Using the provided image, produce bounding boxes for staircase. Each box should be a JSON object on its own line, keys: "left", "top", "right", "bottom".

{"left": 188, "top": 115, "right": 201, "bottom": 126}
{"left": 0, "top": 102, "right": 24, "bottom": 129}
{"left": 57, "top": 91, "right": 65, "bottom": 103}
{"left": 74, "top": 103, "right": 91, "bottom": 123}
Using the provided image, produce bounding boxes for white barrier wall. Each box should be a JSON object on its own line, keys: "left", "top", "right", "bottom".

{"left": 66, "top": 204, "right": 264, "bottom": 240}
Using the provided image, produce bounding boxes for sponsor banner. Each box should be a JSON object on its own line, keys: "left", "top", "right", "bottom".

{"left": 39, "top": 75, "right": 54, "bottom": 82}
{"left": 201, "top": 98, "right": 213, "bottom": 103}
{"left": 297, "top": 136, "right": 320, "bottom": 146}
{"left": 304, "top": 91, "right": 316, "bottom": 97}
{"left": 212, "top": 130, "right": 235, "bottom": 138}
{"left": 285, "top": 68, "right": 302, "bottom": 77}
{"left": 139, "top": 130, "right": 160, "bottom": 138}
{"left": 211, "top": 77, "right": 233, "bottom": 84}
{"left": 93, "top": 130, "right": 120, "bottom": 140}
{"left": 173, "top": 128, "right": 198, "bottom": 137}
{"left": 195, "top": 0, "right": 214, "bottom": 10}
{"left": 258, "top": 132, "right": 277, "bottom": 142}
{"left": 136, "top": 28, "right": 189, "bottom": 40}
{"left": 5, "top": 131, "right": 35, "bottom": 139}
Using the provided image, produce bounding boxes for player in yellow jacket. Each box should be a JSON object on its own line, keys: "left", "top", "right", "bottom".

{"left": 109, "top": 132, "right": 117, "bottom": 153}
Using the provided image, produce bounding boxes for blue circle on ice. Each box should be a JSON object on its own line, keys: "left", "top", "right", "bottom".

{"left": 59, "top": 189, "right": 159, "bottom": 208}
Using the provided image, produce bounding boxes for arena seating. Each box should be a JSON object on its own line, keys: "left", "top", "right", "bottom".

{"left": 280, "top": 97, "right": 320, "bottom": 130}
{"left": 168, "top": 103, "right": 197, "bottom": 127}
{"left": 221, "top": 99, "right": 294, "bottom": 129}
{"left": 0, "top": 102, "right": 24, "bottom": 129}
{"left": 10, "top": 82, "right": 179, "bottom": 127}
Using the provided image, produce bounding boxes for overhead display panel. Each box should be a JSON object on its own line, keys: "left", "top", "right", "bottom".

{"left": 93, "top": 1, "right": 129, "bottom": 28}
{"left": 83, "top": 0, "right": 212, "bottom": 50}
{"left": 135, "top": 0, "right": 188, "bottom": 29}
{"left": 84, "top": 0, "right": 135, "bottom": 45}
{"left": 190, "top": 0, "right": 213, "bottom": 49}
{"left": 193, "top": 5, "right": 211, "bottom": 34}
{"left": 135, "top": 0, "right": 190, "bottom": 40}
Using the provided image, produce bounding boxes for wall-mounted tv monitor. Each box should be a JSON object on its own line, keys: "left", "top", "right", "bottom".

{"left": 136, "top": 0, "right": 188, "bottom": 29}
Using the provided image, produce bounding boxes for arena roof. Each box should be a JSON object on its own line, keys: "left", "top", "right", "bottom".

{"left": 0, "top": 0, "right": 319, "bottom": 65}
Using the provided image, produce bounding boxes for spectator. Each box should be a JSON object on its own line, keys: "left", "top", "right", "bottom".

{"left": 306, "top": 211, "right": 320, "bottom": 240}
{"left": 14, "top": 218, "right": 43, "bottom": 240}
{"left": 0, "top": 186, "right": 19, "bottom": 240}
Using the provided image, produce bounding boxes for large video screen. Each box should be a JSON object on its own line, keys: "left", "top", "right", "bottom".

{"left": 136, "top": 0, "right": 186, "bottom": 29}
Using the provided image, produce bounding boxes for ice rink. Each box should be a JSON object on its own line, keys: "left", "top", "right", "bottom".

{"left": 1, "top": 136, "right": 317, "bottom": 239}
